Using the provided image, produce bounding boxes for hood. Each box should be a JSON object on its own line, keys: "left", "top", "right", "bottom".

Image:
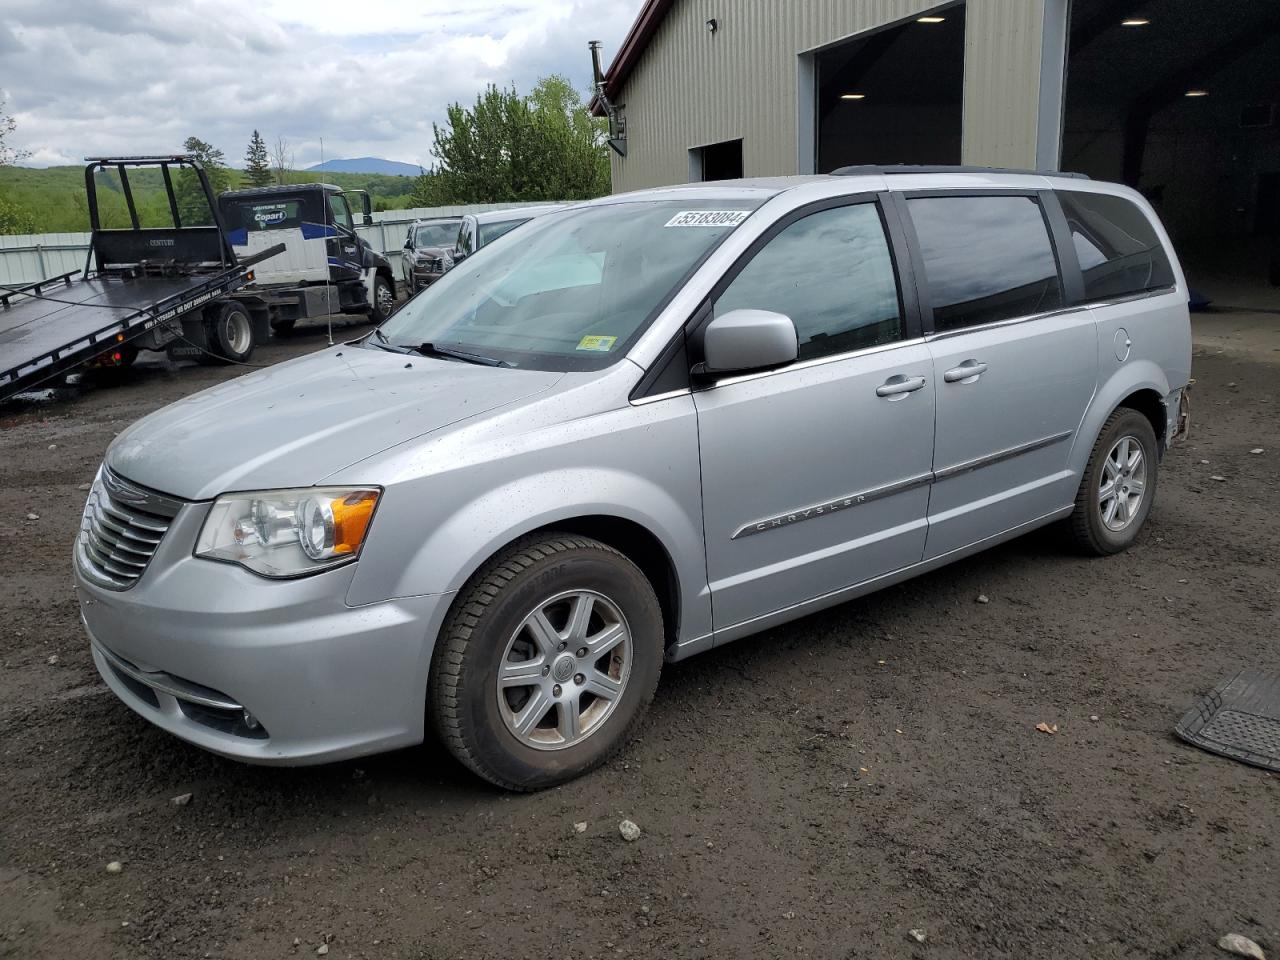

{"left": 107, "top": 346, "right": 563, "bottom": 500}
{"left": 413, "top": 245, "right": 452, "bottom": 258}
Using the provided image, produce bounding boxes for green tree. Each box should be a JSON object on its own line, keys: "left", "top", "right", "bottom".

{"left": 425, "top": 75, "right": 610, "bottom": 204}
{"left": 175, "top": 136, "right": 230, "bottom": 226}
{"left": 0, "top": 97, "right": 36, "bottom": 235}
{"left": 243, "top": 129, "right": 272, "bottom": 187}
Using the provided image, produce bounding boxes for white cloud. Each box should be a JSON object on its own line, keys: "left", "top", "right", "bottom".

{"left": 4, "top": 0, "right": 638, "bottom": 169}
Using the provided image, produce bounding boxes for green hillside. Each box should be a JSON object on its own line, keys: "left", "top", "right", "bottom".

{"left": 0, "top": 165, "right": 423, "bottom": 234}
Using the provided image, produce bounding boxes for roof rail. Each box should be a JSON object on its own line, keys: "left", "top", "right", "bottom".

{"left": 83, "top": 154, "right": 197, "bottom": 163}
{"left": 832, "top": 164, "right": 1090, "bottom": 179}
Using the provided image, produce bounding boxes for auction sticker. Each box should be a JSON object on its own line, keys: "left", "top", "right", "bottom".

{"left": 576, "top": 335, "right": 618, "bottom": 352}
{"left": 664, "top": 210, "right": 751, "bottom": 228}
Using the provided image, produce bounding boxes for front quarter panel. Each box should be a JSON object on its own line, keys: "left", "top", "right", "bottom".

{"left": 334, "top": 365, "right": 712, "bottom": 644}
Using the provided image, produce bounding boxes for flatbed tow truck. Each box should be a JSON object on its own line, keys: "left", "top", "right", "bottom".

{"left": 0, "top": 155, "right": 283, "bottom": 403}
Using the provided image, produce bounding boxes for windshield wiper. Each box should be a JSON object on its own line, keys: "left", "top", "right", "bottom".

{"left": 365, "top": 328, "right": 412, "bottom": 354}
{"left": 412, "top": 342, "right": 511, "bottom": 367}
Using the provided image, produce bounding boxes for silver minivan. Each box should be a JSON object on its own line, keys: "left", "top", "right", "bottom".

{"left": 75, "top": 169, "right": 1191, "bottom": 790}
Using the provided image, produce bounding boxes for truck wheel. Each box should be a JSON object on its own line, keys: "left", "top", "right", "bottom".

{"left": 430, "top": 534, "right": 664, "bottom": 791}
{"left": 1067, "top": 407, "right": 1158, "bottom": 555}
{"left": 202, "top": 302, "right": 255, "bottom": 365}
{"left": 368, "top": 275, "right": 394, "bottom": 323}
{"left": 269, "top": 316, "right": 297, "bottom": 336}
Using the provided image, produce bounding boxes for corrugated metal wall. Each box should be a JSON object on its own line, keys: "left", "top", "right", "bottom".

{"left": 0, "top": 202, "right": 564, "bottom": 287}
{"left": 609, "top": 0, "right": 1051, "bottom": 191}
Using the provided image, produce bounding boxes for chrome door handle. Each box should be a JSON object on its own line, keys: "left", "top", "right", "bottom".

{"left": 876, "top": 375, "right": 927, "bottom": 399}
{"left": 943, "top": 360, "right": 988, "bottom": 384}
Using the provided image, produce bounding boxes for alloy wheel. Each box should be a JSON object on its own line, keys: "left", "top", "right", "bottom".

{"left": 1098, "top": 435, "right": 1147, "bottom": 531}
{"left": 496, "top": 589, "right": 632, "bottom": 750}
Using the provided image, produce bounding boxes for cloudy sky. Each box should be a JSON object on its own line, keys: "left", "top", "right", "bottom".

{"left": 1, "top": 0, "right": 640, "bottom": 169}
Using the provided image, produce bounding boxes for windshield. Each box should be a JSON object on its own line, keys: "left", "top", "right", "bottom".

{"left": 377, "top": 199, "right": 764, "bottom": 371}
{"left": 415, "top": 222, "right": 458, "bottom": 247}
{"left": 478, "top": 218, "right": 528, "bottom": 247}
{"left": 220, "top": 195, "right": 321, "bottom": 233}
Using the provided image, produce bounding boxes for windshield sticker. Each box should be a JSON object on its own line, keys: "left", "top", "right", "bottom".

{"left": 576, "top": 335, "right": 618, "bottom": 352}
{"left": 664, "top": 210, "right": 751, "bottom": 228}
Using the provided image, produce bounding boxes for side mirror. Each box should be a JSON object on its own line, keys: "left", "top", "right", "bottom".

{"left": 363, "top": 213, "right": 373, "bottom": 227}
{"left": 700, "top": 309, "right": 798, "bottom": 375}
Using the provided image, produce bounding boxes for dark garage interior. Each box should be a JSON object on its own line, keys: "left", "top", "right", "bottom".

{"left": 1063, "top": 0, "right": 1280, "bottom": 294}
{"left": 815, "top": 4, "right": 965, "bottom": 172}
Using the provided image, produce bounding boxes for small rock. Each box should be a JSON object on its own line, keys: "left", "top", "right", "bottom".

{"left": 170, "top": 793, "right": 193, "bottom": 806}
{"left": 909, "top": 929, "right": 928, "bottom": 943}
{"left": 77, "top": 482, "right": 91, "bottom": 491}
{"left": 293, "top": 938, "right": 301, "bottom": 946}
{"left": 1210, "top": 475, "right": 1226, "bottom": 482}
{"left": 573, "top": 821, "right": 588, "bottom": 834}
{"left": 782, "top": 911, "right": 796, "bottom": 920}
{"left": 1035, "top": 722, "right": 1058, "bottom": 735}
{"left": 1227, "top": 382, "right": 1237, "bottom": 387}
{"left": 1217, "top": 933, "right": 1265, "bottom": 960}
{"left": 105, "top": 861, "right": 123, "bottom": 874}
{"left": 618, "top": 819, "right": 641, "bottom": 842}
{"left": 46, "top": 655, "right": 60, "bottom": 666}
{"left": 26, "top": 513, "right": 39, "bottom": 521}
{"left": 1250, "top": 448, "right": 1264, "bottom": 455}
{"left": 1089, "top": 715, "right": 1100, "bottom": 722}
{"left": 1200, "top": 459, "right": 1210, "bottom": 464}
{"left": 316, "top": 946, "right": 329, "bottom": 957}
{"left": 976, "top": 594, "right": 990, "bottom": 604}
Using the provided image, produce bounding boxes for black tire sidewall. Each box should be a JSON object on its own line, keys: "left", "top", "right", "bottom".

{"left": 369, "top": 275, "right": 392, "bottom": 323}
{"left": 206, "top": 303, "right": 254, "bottom": 363}
{"left": 1082, "top": 411, "right": 1158, "bottom": 553}
{"left": 449, "top": 548, "right": 662, "bottom": 789}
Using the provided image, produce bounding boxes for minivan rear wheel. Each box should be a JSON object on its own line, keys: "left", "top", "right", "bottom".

{"left": 1068, "top": 407, "right": 1158, "bottom": 555}
{"left": 430, "top": 534, "right": 663, "bottom": 791}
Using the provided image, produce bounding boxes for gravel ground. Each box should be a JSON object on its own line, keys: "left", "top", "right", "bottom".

{"left": 1, "top": 313, "right": 1277, "bottom": 960}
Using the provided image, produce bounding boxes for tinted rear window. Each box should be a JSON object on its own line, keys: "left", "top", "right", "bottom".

{"left": 907, "top": 194, "right": 1063, "bottom": 332}
{"left": 479, "top": 218, "right": 529, "bottom": 247}
{"left": 1057, "top": 190, "right": 1175, "bottom": 300}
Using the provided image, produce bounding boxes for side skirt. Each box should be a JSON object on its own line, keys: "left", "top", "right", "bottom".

{"left": 666, "top": 504, "right": 1074, "bottom": 663}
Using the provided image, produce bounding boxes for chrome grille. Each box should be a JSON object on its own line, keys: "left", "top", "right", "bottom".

{"left": 77, "top": 467, "right": 183, "bottom": 590}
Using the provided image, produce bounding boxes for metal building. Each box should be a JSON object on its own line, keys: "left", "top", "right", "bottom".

{"left": 593, "top": 0, "right": 1070, "bottom": 193}
{"left": 592, "top": 0, "right": 1280, "bottom": 292}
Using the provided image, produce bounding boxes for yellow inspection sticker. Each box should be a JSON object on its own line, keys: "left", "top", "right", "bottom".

{"left": 576, "top": 335, "right": 618, "bottom": 352}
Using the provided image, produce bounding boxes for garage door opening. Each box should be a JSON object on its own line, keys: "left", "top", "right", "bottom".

{"left": 690, "top": 138, "right": 744, "bottom": 181}
{"left": 1063, "top": 0, "right": 1280, "bottom": 297}
{"left": 813, "top": 4, "right": 965, "bottom": 173}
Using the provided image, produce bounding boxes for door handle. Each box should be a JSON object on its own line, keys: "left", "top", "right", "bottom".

{"left": 876, "top": 375, "right": 927, "bottom": 399}
{"left": 943, "top": 360, "right": 988, "bottom": 384}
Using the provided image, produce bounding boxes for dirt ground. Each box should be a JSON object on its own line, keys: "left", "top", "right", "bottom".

{"left": 1, "top": 310, "right": 1277, "bottom": 960}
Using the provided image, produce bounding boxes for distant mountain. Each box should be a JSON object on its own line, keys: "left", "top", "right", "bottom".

{"left": 306, "top": 157, "right": 421, "bottom": 176}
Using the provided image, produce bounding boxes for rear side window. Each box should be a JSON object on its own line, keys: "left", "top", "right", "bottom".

{"left": 715, "top": 202, "right": 903, "bottom": 361}
{"left": 907, "top": 195, "right": 1063, "bottom": 332}
{"left": 479, "top": 218, "right": 529, "bottom": 247}
{"left": 1057, "top": 190, "right": 1175, "bottom": 300}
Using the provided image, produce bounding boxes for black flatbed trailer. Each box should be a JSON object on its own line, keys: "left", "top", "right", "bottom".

{"left": 0, "top": 155, "right": 283, "bottom": 403}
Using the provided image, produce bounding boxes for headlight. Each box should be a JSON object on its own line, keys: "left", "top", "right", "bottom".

{"left": 194, "top": 487, "right": 381, "bottom": 578}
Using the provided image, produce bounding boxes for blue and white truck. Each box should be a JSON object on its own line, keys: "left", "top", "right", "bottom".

{"left": 218, "top": 183, "right": 397, "bottom": 335}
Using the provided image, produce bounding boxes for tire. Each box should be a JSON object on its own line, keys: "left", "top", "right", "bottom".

{"left": 367, "top": 274, "right": 394, "bottom": 323}
{"left": 269, "top": 316, "right": 296, "bottom": 336}
{"left": 1067, "top": 407, "right": 1158, "bottom": 555}
{"left": 430, "top": 533, "right": 664, "bottom": 791}
{"left": 202, "top": 302, "right": 255, "bottom": 365}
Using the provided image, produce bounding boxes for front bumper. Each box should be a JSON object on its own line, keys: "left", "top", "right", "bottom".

{"left": 74, "top": 514, "right": 454, "bottom": 765}
{"left": 407, "top": 264, "right": 447, "bottom": 289}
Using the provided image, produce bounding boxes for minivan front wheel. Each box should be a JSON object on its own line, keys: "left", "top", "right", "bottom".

{"left": 430, "top": 534, "right": 663, "bottom": 791}
{"left": 1069, "top": 408, "right": 1158, "bottom": 555}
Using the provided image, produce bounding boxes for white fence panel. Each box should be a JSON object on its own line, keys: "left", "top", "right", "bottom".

{"left": 0, "top": 202, "right": 572, "bottom": 287}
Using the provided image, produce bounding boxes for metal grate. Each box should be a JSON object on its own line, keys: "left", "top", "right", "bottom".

{"left": 76, "top": 467, "right": 182, "bottom": 590}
